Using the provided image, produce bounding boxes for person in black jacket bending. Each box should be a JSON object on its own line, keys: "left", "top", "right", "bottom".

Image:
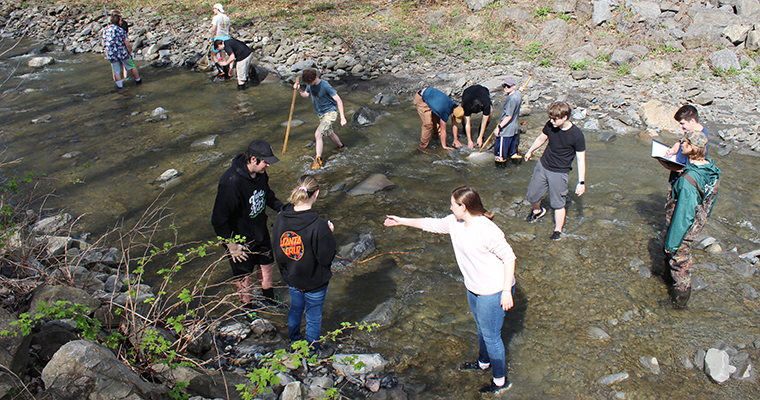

{"left": 273, "top": 175, "right": 336, "bottom": 352}
{"left": 212, "top": 140, "right": 284, "bottom": 306}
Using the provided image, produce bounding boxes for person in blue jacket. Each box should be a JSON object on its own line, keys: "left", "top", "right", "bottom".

{"left": 414, "top": 87, "right": 465, "bottom": 151}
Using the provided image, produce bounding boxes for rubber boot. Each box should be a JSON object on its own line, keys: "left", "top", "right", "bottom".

{"left": 668, "top": 286, "right": 691, "bottom": 309}
{"left": 237, "top": 84, "right": 245, "bottom": 90}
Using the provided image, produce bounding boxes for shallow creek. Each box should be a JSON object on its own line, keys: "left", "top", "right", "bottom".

{"left": 2, "top": 41, "right": 760, "bottom": 399}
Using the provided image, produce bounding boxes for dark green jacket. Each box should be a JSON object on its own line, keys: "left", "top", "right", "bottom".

{"left": 664, "top": 159, "right": 721, "bottom": 252}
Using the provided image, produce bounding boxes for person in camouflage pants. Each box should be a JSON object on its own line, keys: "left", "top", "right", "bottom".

{"left": 662, "top": 130, "right": 720, "bottom": 308}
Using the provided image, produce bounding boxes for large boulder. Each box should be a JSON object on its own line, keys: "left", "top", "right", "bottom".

{"left": 637, "top": 100, "right": 682, "bottom": 134}
{"left": 146, "top": 37, "right": 172, "bottom": 56}
{"left": 352, "top": 107, "right": 389, "bottom": 128}
{"left": 31, "top": 213, "right": 72, "bottom": 235}
{"left": 630, "top": 1, "right": 661, "bottom": 20}
{"left": 463, "top": 0, "right": 495, "bottom": 11}
{"left": 723, "top": 24, "right": 751, "bottom": 45}
{"left": 691, "top": 10, "right": 738, "bottom": 28}
{"left": 498, "top": 7, "right": 532, "bottom": 21}
{"left": 153, "top": 364, "right": 247, "bottom": 400}
{"left": 683, "top": 23, "right": 724, "bottom": 49}
{"left": 748, "top": 30, "right": 760, "bottom": 51}
{"left": 0, "top": 307, "right": 31, "bottom": 375}
{"left": 735, "top": 0, "right": 760, "bottom": 16}
{"left": 709, "top": 49, "right": 741, "bottom": 71}
{"left": 28, "top": 56, "right": 54, "bottom": 67}
{"left": 553, "top": 0, "right": 576, "bottom": 14}
{"left": 566, "top": 43, "right": 598, "bottom": 64}
{"left": 539, "top": 19, "right": 571, "bottom": 52}
{"left": 631, "top": 59, "right": 672, "bottom": 78}
{"left": 592, "top": 1, "right": 612, "bottom": 26}
{"left": 609, "top": 49, "right": 637, "bottom": 66}
{"left": 49, "top": 266, "right": 106, "bottom": 294}
{"left": 42, "top": 340, "right": 166, "bottom": 399}
{"left": 29, "top": 285, "right": 101, "bottom": 315}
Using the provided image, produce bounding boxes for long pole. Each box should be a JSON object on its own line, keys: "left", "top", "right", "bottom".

{"left": 282, "top": 76, "right": 299, "bottom": 155}
{"left": 478, "top": 76, "right": 533, "bottom": 153}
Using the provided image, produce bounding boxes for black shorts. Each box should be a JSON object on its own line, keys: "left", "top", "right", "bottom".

{"left": 229, "top": 240, "right": 274, "bottom": 277}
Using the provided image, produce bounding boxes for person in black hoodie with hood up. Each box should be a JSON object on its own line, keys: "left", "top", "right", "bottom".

{"left": 212, "top": 140, "right": 284, "bottom": 307}
{"left": 273, "top": 175, "right": 336, "bottom": 353}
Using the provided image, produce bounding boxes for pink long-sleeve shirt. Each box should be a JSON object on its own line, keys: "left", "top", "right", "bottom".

{"left": 422, "top": 215, "right": 516, "bottom": 295}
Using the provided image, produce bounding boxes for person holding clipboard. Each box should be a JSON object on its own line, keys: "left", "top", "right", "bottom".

{"left": 657, "top": 105, "right": 709, "bottom": 186}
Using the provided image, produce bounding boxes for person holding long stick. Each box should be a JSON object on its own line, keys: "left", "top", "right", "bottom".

{"left": 384, "top": 186, "right": 516, "bottom": 394}
{"left": 294, "top": 68, "right": 347, "bottom": 170}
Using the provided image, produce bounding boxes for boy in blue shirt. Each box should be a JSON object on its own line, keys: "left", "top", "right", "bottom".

{"left": 294, "top": 68, "right": 347, "bottom": 169}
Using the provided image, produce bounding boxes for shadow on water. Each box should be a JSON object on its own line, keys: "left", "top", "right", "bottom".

{"left": 504, "top": 283, "right": 527, "bottom": 370}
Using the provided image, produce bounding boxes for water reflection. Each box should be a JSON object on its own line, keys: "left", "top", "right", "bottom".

{"left": 2, "top": 43, "right": 760, "bottom": 399}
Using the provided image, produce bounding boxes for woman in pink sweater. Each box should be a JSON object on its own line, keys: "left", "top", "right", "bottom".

{"left": 384, "top": 186, "right": 516, "bottom": 394}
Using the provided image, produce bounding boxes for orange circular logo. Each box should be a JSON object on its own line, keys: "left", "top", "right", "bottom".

{"left": 280, "top": 231, "right": 304, "bottom": 261}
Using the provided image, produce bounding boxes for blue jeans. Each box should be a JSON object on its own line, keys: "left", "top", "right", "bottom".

{"left": 288, "top": 285, "right": 328, "bottom": 349}
{"left": 466, "top": 286, "right": 514, "bottom": 380}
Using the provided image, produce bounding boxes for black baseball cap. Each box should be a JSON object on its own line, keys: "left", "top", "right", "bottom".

{"left": 247, "top": 140, "right": 279, "bottom": 164}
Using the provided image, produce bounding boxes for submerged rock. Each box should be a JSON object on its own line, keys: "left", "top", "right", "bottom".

{"left": 191, "top": 135, "right": 218, "bottom": 147}
{"left": 598, "top": 372, "right": 629, "bottom": 385}
{"left": 157, "top": 169, "right": 179, "bottom": 181}
{"left": 151, "top": 107, "right": 167, "bottom": 117}
{"left": 362, "top": 298, "right": 399, "bottom": 327}
{"left": 31, "top": 114, "right": 52, "bottom": 124}
{"left": 28, "top": 56, "right": 54, "bottom": 67}
{"left": 281, "top": 119, "right": 304, "bottom": 127}
{"left": 348, "top": 174, "right": 395, "bottom": 195}
{"left": 352, "top": 106, "right": 389, "bottom": 128}
{"left": 639, "top": 356, "right": 661, "bottom": 374}
{"left": 587, "top": 326, "right": 611, "bottom": 340}
{"left": 337, "top": 233, "right": 375, "bottom": 263}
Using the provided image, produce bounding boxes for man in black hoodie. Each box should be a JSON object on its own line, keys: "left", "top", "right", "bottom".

{"left": 212, "top": 140, "right": 284, "bottom": 305}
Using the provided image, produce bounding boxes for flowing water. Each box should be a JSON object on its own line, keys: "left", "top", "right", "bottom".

{"left": 3, "top": 41, "right": 760, "bottom": 399}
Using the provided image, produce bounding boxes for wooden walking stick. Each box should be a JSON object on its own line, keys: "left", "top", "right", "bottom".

{"left": 282, "top": 76, "right": 299, "bottom": 155}
{"left": 478, "top": 75, "right": 533, "bottom": 153}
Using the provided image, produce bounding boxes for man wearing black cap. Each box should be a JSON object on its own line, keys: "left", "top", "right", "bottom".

{"left": 212, "top": 140, "right": 284, "bottom": 306}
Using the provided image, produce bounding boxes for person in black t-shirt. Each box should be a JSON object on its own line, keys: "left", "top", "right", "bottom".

{"left": 214, "top": 38, "right": 253, "bottom": 89}
{"left": 523, "top": 102, "right": 586, "bottom": 241}
{"left": 456, "top": 84, "right": 492, "bottom": 149}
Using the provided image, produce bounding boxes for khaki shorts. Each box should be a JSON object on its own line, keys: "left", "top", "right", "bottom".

{"left": 317, "top": 110, "right": 338, "bottom": 136}
{"left": 236, "top": 54, "right": 252, "bottom": 82}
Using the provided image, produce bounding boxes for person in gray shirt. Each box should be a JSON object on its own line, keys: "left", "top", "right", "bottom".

{"left": 491, "top": 77, "right": 522, "bottom": 162}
